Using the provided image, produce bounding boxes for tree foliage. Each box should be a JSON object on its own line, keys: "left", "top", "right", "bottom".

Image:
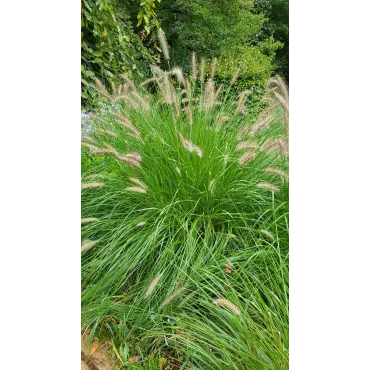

{"left": 254, "top": 0, "right": 289, "bottom": 80}
{"left": 158, "top": 2, "right": 280, "bottom": 67}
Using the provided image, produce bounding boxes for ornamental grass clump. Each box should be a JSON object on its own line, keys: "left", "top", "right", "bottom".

{"left": 81, "top": 48, "right": 289, "bottom": 369}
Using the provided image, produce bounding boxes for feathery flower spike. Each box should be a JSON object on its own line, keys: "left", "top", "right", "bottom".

{"left": 239, "top": 153, "right": 256, "bottom": 166}
{"left": 125, "top": 186, "right": 147, "bottom": 194}
{"left": 264, "top": 168, "right": 289, "bottom": 181}
{"left": 158, "top": 28, "right": 170, "bottom": 61}
{"left": 236, "top": 141, "right": 259, "bottom": 151}
{"left": 257, "top": 182, "right": 280, "bottom": 192}
{"left": 81, "top": 182, "right": 104, "bottom": 190}
{"left": 144, "top": 276, "right": 161, "bottom": 298}
{"left": 213, "top": 298, "right": 241, "bottom": 315}
{"left": 81, "top": 240, "right": 96, "bottom": 253}
{"left": 81, "top": 218, "right": 98, "bottom": 225}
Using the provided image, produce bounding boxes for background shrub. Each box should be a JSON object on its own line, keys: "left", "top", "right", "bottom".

{"left": 81, "top": 0, "right": 154, "bottom": 107}
{"left": 81, "top": 0, "right": 288, "bottom": 108}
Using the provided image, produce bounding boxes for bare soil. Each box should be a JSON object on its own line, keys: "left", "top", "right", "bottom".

{"left": 81, "top": 335, "right": 115, "bottom": 370}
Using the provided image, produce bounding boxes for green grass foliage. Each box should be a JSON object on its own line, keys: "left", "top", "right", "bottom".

{"left": 81, "top": 62, "right": 289, "bottom": 369}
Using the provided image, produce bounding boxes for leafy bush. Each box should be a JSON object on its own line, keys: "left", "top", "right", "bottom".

{"left": 81, "top": 60, "right": 289, "bottom": 368}
{"left": 81, "top": 0, "right": 154, "bottom": 107}
{"left": 215, "top": 41, "right": 282, "bottom": 118}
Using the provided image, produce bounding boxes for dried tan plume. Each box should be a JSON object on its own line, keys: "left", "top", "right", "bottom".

{"left": 284, "top": 110, "right": 289, "bottom": 136}
{"left": 94, "top": 79, "right": 113, "bottom": 101}
{"left": 259, "top": 101, "right": 279, "bottom": 120}
{"left": 213, "top": 298, "right": 241, "bottom": 315}
{"left": 230, "top": 69, "right": 240, "bottom": 86}
{"left": 275, "top": 137, "right": 289, "bottom": 157}
{"left": 156, "top": 73, "right": 175, "bottom": 105}
{"left": 260, "top": 137, "right": 274, "bottom": 151}
{"left": 203, "top": 79, "right": 215, "bottom": 110}
{"left": 215, "top": 113, "right": 229, "bottom": 132}
{"left": 112, "top": 94, "right": 140, "bottom": 108}
{"left": 129, "top": 177, "right": 148, "bottom": 190}
{"left": 239, "top": 152, "right": 256, "bottom": 166}
{"left": 160, "top": 287, "right": 186, "bottom": 308}
{"left": 214, "top": 84, "right": 223, "bottom": 103}
{"left": 139, "top": 77, "right": 158, "bottom": 87}
{"left": 274, "top": 91, "right": 289, "bottom": 112}
{"left": 236, "top": 141, "right": 259, "bottom": 151}
{"left": 81, "top": 142, "right": 98, "bottom": 151}
{"left": 117, "top": 152, "right": 142, "bottom": 167}
{"left": 250, "top": 114, "right": 275, "bottom": 137}
{"left": 81, "top": 240, "right": 97, "bottom": 253}
{"left": 257, "top": 182, "right": 280, "bottom": 192}
{"left": 191, "top": 52, "right": 197, "bottom": 81}
{"left": 82, "top": 136, "right": 95, "bottom": 143}
{"left": 81, "top": 218, "right": 98, "bottom": 225}
{"left": 186, "top": 106, "right": 193, "bottom": 125}
{"left": 237, "top": 123, "right": 250, "bottom": 140}
{"left": 112, "top": 113, "right": 141, "bottom": 139}
{"left": 96, "top": 128, "right": 118, "bottom": 138}
{"left": 131, "top": 91, "right": 150, "bottom": 112}
{"left": 158, "top": 28, "right": 170, "bottom": 61}
{"left": 170, "top": 67, "right": 185, "bottom": 85}
{"left": 235, "top": 90, "right": 252, "bottom": 114}
{"left": 199, "top": 58, "right": 205, "bottom": 83}
{"left": 92, "top": 146, "right": 117, "bottom": 155}
{"left": 152, "top": 65, "right": 164, "bottom": 76}
{"left": 120, "top": 74, "right": 137, "bottom": 92}
{"left": 264, "top": 168, "right": 289, "bottom": 181}
{"left": 262, "top": 137, "right": 289, "bottom": 157}
{"left": 179, "top": 133, "right": 203, "bottom": 157}
{"left": 125, "top": 186, "right": 146, "bottom": 194}
{"left": 81, "top": 182, "right": 105, "bottom": 190}
{"left": 268, "top": 75, "right": 289, "bottom": 100}
{"left": 118, "top": 156, "right": 141, "bottom": 167}
{"left": 184, "top": 77, "right": 192, "bottom": 100}
{"left": 144, "top": 276, "right": 161, "bottom": 298}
